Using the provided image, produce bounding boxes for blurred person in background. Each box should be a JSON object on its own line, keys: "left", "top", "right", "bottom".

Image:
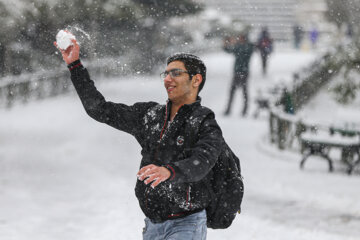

{"left": 293, "top": 24, "right": 304, "bottom": 49}
{"left": 310, "top": 27, "right": 319, "bottom": 49}
{"left": 256, "top": 27, "right": 273, "bottom": 75}
{"left": 223, "top": 32, "right": 255, "bottom": 116}
{"left": 346, "top": 23, "right": 353, "bottom": 38}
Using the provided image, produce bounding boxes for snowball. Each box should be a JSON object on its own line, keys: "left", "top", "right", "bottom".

{"left": 56, "top": 30, "right": 76, "bottom": 50}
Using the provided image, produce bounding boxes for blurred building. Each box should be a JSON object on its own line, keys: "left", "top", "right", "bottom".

{"left": 195, "top": 0, "right": 330, "bottom": 41}
{"left": 294, "top": 0, "right": 330, "bottom": 31}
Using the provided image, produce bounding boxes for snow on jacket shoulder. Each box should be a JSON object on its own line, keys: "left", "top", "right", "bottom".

{"left": 69, "top": 62, "right": 224, "bottom": 223}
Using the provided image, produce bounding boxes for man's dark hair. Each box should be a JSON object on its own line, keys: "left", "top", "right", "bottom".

{"left": 166, "top": 53, "right": 207, "bottom": 93}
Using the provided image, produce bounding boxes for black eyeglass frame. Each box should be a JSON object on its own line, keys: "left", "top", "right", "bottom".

{"left": 160, "top": 68, "right": 195, "bottom": 79}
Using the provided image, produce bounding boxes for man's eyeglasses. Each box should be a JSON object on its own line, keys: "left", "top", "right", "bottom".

{"left": 160, "top": 69, "right": 190, "bottom": 79}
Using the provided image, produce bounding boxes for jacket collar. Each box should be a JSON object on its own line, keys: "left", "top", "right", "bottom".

{"left": 166, "top": 96, "right": 202, "bottom": 109}
{"left": 165, "top": 96, "right": 201, "bottom": 120}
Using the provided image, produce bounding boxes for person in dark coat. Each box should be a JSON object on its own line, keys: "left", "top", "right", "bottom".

{"left": 257, "top": 27, "right": 273, "bottom": 75}
{"left": 293, "top": 24, "right": 304, "bottom": 49}
{"left": 55, "top": 39, "right": 224, "bottom": 239}
{"left": 223, "top": 33, "right": 255, "bottom": 116}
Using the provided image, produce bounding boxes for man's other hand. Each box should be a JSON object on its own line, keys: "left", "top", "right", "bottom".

{"left": 137, "top": 164, "right": 171, "bottom": 188}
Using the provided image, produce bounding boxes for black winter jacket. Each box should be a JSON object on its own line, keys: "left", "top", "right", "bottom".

{"left": 224, "top": 42, "right": 254, "bottom": 74}
{"left": 68, "top": 61, "right": 224, "bottom": 223}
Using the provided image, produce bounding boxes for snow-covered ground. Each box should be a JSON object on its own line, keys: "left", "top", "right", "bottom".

{"left": 1, "top": 48, "right": 360, "bottom": 240}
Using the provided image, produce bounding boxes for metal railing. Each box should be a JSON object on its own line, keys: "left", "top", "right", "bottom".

{"left": 269, "top": 49, "right": 346, "bottom": 150}
{"left": 0, "top": 55, "right": 134, "bottom": 109}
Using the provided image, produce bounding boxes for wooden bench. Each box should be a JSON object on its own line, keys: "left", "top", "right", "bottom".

{"left": 300, "top": 131, "right": 360, "bottom": 174}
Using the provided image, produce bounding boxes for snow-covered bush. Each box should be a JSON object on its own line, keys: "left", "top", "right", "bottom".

{"left": 326, "top": 0, "right": 360, "bottom": 104}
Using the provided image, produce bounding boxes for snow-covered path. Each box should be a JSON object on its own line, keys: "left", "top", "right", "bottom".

{"left": 1, "top": 49, "right": 360, "bottom": 240}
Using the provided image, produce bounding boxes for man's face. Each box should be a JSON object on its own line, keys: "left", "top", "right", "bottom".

{"left": 163, "top": 61, "right": 197, "bottom": 103}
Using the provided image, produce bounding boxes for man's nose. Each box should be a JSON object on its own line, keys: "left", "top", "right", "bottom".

{"left": 163, "top": 74, "right": 172, "bottom": 83}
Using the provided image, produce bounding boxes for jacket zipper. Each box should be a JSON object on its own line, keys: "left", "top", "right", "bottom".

{"left": 159, "top": 101, "right": 169, "bottom": 140}
{"left": 146, "top": 103, "right": 192, "bottom": 216}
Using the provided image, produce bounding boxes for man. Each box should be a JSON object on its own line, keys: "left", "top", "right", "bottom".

{"left": 54, "top": 39, "right": 224, "bottom": 239}
{"left": 223, "top": 33, "right": 255, "bottom": 116}
{"left": 310, "top": 27, "right": 319, "bottom": 49}
{"left": 293, "top": 24, "right": 304, "bottom": 49}
{"left": 257, "top": 27, "right": 273, "bottom": 75}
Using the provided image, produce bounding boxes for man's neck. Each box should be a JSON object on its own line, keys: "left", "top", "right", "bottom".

{"left": 169, "top": 97, "right": 197, "bottom": 121}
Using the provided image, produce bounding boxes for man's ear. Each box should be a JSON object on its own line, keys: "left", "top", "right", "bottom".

{"left": 192, "top": 74, "right": 203, "bottom": 88}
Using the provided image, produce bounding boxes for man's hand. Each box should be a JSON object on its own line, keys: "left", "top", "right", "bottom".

{"left": 137, "top": 164, "right": 171, "bottom": 188}
{"left": 54, "top": 39, "right": 80, "bottom": 65}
